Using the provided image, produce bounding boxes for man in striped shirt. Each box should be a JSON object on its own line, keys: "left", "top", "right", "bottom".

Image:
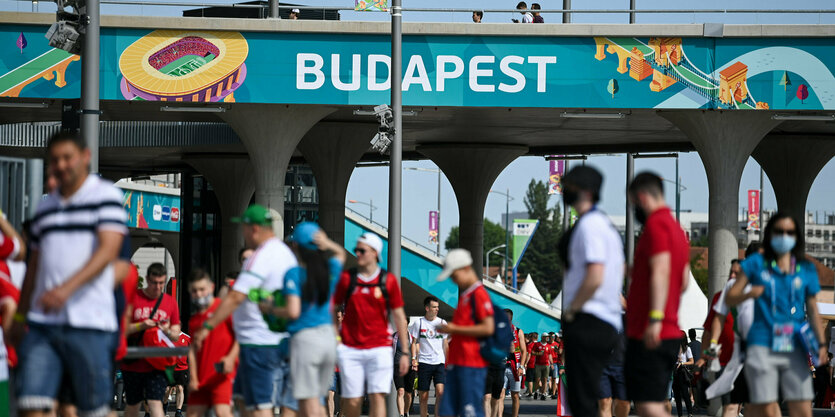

{"left": 11, "top": 131, "right": 127, "bottom": 417}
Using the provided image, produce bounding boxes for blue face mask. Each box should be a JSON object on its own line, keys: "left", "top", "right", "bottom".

{"left": 771, "top": 235, "right": 796, "bottom": 255}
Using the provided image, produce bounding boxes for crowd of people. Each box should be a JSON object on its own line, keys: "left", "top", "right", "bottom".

{"left": 0, "top": 129, "right": 831, "bottom": 417}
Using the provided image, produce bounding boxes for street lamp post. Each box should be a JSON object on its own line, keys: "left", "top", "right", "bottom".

{"left": 485, "top": 244, "right": 506, "bottom": 281}
{"left": 489, "top": 189, "right": 514, "bottom": 280}
{"left": 348, "top": 199, "right": 377, "bottom": 224}
{"left": 405, "top": 166, "right": 442, "bottom": 256}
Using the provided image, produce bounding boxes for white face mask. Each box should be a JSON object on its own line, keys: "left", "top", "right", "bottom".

{"left": 192, "top": 294, "right": 213, "bottom": 309}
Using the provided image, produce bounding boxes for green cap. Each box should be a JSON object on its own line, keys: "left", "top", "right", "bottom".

{"left": 231, "top": 204, "right": 273, "bottom": 226}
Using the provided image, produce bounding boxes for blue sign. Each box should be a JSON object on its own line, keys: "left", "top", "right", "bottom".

{"left": 120, "top": 188, "right": 180, "bottom": 232}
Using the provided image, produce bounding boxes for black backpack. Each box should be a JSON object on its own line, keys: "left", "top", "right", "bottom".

{"left": 344, "top": 268, "right": 391, "bottom": 315}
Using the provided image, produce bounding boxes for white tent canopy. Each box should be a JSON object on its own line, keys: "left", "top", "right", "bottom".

{"left": 519, "top": 274, "right": 546, "bottom": 303}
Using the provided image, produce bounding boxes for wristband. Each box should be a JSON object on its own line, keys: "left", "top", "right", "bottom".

{"left": 203, "top": 321, "right": 215, "bottom": 330}
{"left": 134, "top": 322, "right": 142, "bottom": 331}
{"left": 13, "top": 312, "right": 25, "bottom": 323}
{"left": 649, "top": 310, "right": 665, "bottom": 322}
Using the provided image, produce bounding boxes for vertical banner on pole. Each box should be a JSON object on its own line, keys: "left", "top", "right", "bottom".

{"left": 355, "top": 0, "right": 388, "bottom": 11}
{"left": 747, "top": 189, "right": 760, "bottom": 231}
{"left": 511, "top": 219, "right": 539, "bottom": 289}
{"left": 429, "top": 210, "right": 439, "bottom": 243}
{"left": 549, "top": 158, "right": 565, "bottom": 195}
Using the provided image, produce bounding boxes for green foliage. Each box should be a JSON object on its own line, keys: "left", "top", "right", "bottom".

{"left": 690, "top": 252, "right": 709, "bottom": 295}
{"left": 691, "top": 234, "right": 709, "bottom": 248}
{"left": 516, "top": 179, "right": 564, "bottom": 300}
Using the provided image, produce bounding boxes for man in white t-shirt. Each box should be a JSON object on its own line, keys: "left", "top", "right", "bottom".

{"left": 512, "top": 1, "right": 533, "bottom": 23}
{"left": 558, "top": 166, "right": 625, "bottom": 417}
{"left": 409, "top": 296, "right": 449, "bottom": 417}
{"left": 12, "top": 132, "right": 127, "bottom": 417}
{"left": 193, "top": 204, "right": 298, "bottom": 417}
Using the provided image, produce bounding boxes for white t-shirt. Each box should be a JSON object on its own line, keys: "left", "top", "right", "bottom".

{"left": 232, "top": 237, "right": 298, "bottom": 346}
{"left": 409, "top": 317, "right": 448, "bottom": 365}
{"left": 521, "top": 12, "right": 533, "bottom": 23}
{"left": 27, "top": 175, "right": 127, "bottom": 331}
{"left": 678, "top": 346, "right": 693, "bottom": 364}
{"left": 713, "top": 278, "right": 754, "bottom": 340}
{"left": 563, "top": 210, "right": 625, "bottom": 331}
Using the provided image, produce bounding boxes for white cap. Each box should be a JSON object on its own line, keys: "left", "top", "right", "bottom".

{"left": 291, "top": 8, "right": 300, "bottom": 13}
{"left": 437, "top": 249, "right": 473, "bottom": 281}
{"left": 357, "top": 232, "right": 384, "bottom": 261}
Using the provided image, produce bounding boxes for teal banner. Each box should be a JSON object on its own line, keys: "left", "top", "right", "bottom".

{"left": 1, "top": 25, "right": 834, "bottom": 109}
{"left": 121, "top": 187, "right": 181, "bottom": 232}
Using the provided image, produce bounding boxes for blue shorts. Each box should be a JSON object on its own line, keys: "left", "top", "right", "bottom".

{"left": 238, "top": 345, "right": 297, "bottom": 411}
{"left": 439, "top": 365, "right": 486, "bottom": 417}
{"left": 598, "top": 365, "right": 627, "bottom": 401}
{"left": 16, "top": 323, "right": 115, "bottom": 417}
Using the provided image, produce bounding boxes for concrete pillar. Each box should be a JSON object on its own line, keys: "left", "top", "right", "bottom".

{"left": 185, "top": 157, "right": 255, "bottom": 277}
{"left": 220, "top": 104, "right": 335, "bottom": 237}
{"left": 753, "top": 134, "right": 835, "bottom": 236}
{"left": 418, "top": 144, "right": 527, "bottom": 278}
{"left": 659, "top": 110, "right": 781, "bottom": 297}
{"left": 297, "top": 122, "right": 374, "bottom": 246}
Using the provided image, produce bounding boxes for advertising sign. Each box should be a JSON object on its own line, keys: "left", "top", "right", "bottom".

{"left": 549, "top": 158, "right": 564, "bottom": 195}
{"left": 429, "top": 210, "right": 439, "bottom": 243}
{"left": 747, "top": 189, "right": 761, "bottom": 231}
{"left": 122, "top": 188, "right": 181, "bottom": 232}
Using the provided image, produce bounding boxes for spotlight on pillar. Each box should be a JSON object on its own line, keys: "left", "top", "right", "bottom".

{"left": 46, "top": 0, "right": 86, "bottom": 55}
{"left": 367, "top": 104, "right": 395, "bottom": 154}
{"left": 560, "top": 112, "right": 628, "bottom": 119}
{"left": 771, "top": 114, "right": 835, "bottom": 122}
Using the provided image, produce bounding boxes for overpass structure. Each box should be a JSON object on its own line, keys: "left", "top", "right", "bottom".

{"left": 1, "top": 12, "right": 835, "bottom": 308}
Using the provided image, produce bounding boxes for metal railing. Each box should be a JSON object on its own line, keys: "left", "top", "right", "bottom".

{"left": 482, "top": 273, "right": 560, "bottom": 312}
{"left": 345, "top": 205, "right": 439, "bottom": 255}
{"left": 4, "top": 1, "right": 835, "bottom": 23}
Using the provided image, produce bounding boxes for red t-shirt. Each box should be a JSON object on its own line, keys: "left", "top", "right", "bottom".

{"left": 537, "top": 343, "right": 553, "bottom": 366}
{"left": 703, "top": 292, "right": 734, "bottom": 366}
{"left": 174, "top": 333, "right": 191, "bottom": 371}
{"left": 526, "top": 342, "right": 536, "bottom": 368}
{"left": 122, "top": 290, "right": 181, "bottom": 372}
{"left": 550, "top": 341, "right": 561, "bottom": 364}
{"left": 0, "top": 278, "right": 20, "bottom": 368}
{"left": 447, "top": 282, "right": 493, "bottom": 368}
{"left": 115, "top": 265, "right": 139, "bottom": 362}
{"left": 188, "top": 298, "right": 237, "bottom": 387}
{"left": 333, "top": 269, "right": 405, "bottom": 349}
{"left": 626, "top": 208, "right": 690, "bottom": 340}
{"left": 0, "top": 234, "right": 17, "bottom": 282}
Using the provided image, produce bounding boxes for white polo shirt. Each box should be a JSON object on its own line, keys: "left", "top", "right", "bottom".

{"left": 409, "top": 317, "right": 448, "bottom": 365}
{"left": 28, "top": 175, "right": 127, "bottom": 332}
{"left": 232, "top": 237, "right": 298, "bottom": 346}
{"left": 563, "top": 210, "right": 625, "bottom": 331}
{"left": 714, "top": 278, "right": 754, "bottom": 340}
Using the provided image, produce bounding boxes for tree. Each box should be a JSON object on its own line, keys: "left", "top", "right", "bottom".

{"left": 690, "top": 251, "right": 709, "bottom": 295}
{"left": 797, "top": 84, "right": 809, "bottom": 104}
{"left": 516, "top": 179, "right": 564, "bottom": 300}
{"left": 607, "top": 79, "right": 619, "bottom": 98}
{"left": 444, "top": 218, "right": 510, "bottom": 271}
{"left": 779, "top": 71, "right": 791, "bottom": 91}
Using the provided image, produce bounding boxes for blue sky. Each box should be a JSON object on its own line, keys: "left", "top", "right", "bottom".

{"left": 4, "top": 0, "right": 834, "bottom": 250}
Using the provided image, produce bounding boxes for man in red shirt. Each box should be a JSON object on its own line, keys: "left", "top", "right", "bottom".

{"left": 549, "top": 333, "right": 562, "bottom": 399}
{"left": 187, "top": 268, "right": 238, "bottom": 417}
{"left": 332, "top": 233, "right": 410, "bottom": 417}
{"left": 123, "top": 263, "right": 182, "bottom": 417}
{"left": 532, "top": 334, "right": 552, "bottom": 400}
{"left": 625, "top": 172, "right": 690, "bottom": 417}
{"left": 168, "top": 332, "right": 191, "bottom": 417}
{"left": 524, "top": 333, "right": 537, "bottom": 397}
{"left": 435, "top": 249, "right": 495, "bottom": 417}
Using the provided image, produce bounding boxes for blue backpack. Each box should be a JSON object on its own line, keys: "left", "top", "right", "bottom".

{"left": 469, "top": 292, "right": 514, "bottom": 365}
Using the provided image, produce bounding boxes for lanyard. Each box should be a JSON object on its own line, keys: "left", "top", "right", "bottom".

{"left": 768, "top": 257, "right": 801, "bottom": 319}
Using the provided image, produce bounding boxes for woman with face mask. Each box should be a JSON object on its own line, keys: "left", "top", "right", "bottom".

{"left": 725, "top": 212, "right": 827, "bottom": 417}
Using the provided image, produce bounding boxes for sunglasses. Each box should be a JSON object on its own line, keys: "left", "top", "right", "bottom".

{"left": 773, "top": 228, "right": 796, "bottom": 236}
{"left": 354, "top": 248, "right": 367, "bottom": 255}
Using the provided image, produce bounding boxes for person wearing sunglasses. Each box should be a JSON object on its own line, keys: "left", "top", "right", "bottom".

{"left": 726, "top": 212, "right": 827, "bottom": 417}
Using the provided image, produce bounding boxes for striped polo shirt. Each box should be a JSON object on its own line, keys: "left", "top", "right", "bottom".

{"left": 28, "top": 175, "right": 128, "bottom": 332}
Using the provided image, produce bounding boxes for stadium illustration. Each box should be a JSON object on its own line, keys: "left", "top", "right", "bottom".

{"left": 119, "top": 30, "right": 248, "bottom": 102}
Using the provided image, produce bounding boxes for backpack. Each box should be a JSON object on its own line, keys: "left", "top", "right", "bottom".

{"left": 469, "top": 291, "right": 514, "bottom": 365}
{"left": 344, "top": 268, "right": 392, "bottom": 322}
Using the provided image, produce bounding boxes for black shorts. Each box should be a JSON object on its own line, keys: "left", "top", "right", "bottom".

{"left": 729, "top": 365, "right": 749, "bottom": 404}
{"left": 485, "top": 364, "right": 505, "bottom": 398}
{"left": 170, "top": 370, "right": 189, "bottom": 387}
{"left": 416, "top": 363, "right": 446, "bottom": 391}
{"left": 599, "top": 365, "right": 627, "bottom": 401}
{"left": 526, "top": 368, "right": 535, "bottom": 383}
{"left": 625, "top": 338, "right": 679, "bottom": 403}
{"left": 394, "top": 368, "right": 417, "bottom": 393}
{"left": 123, "top": 371, "right": 169, "bottom": 405}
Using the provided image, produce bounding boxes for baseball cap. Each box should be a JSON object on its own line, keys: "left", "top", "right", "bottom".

{"left": 291, "top": 222, "right": 320, "bottom": 250}
{"left": 231, "top": 204, "right": 273, "bottom": 226}
{"left": 357, "top": 232, "right": 384, "bottom": 261}
{"left": 436, "top": 249, "right": 473, "bottom": 281}
{"left": 291, "top": 8, "right": 300, "bottom": 13}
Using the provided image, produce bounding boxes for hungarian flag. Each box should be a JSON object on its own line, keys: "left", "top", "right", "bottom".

{"left": 16, "top": 32, "right": 27, "bottom": 53}
{"left": 556, "top": 374, "right": 571, "bottom": 417}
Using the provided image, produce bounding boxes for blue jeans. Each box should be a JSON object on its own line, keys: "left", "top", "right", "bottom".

{"left": 439, "top": 365, "right": 486, "bottom": 417}
{"left": 238, "top": 345, "right": 297, "bottom": 411}
{"left": 16, "top": 323, "right": 115, "bottom": 417}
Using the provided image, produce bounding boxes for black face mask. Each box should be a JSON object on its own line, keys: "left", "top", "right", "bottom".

{"left": 634, "top": 207, "right": 647, "bottom": 225}
{"left": 563, "top": 189, "right": 579, "bottom": 207}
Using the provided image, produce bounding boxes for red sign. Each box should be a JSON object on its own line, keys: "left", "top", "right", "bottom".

{"left": 747, "top": 189, "right": 760, "bottom": 231}
{"left": 170, "top": 207, "right": 180, "bottom": 223}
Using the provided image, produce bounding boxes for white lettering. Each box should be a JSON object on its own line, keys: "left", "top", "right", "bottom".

{"left": 436, "top": 55, "right": 464, "bottom": 92}
{"left": 402, "top": 55, "right": 432, "bottom": 91}
{"left": 296, "top": 53, "right": 325, "bottom": 90}
{"left": 469, "top": 56, "right": 495, "bottom": 92}
{"left": 528, "top": 56, "right": 557, "bottom": 92}
{"left": 368, "top": 54, "right": 391, "bottom": 91}
{"left": 331, "top": 54, "right": 362, "bottom": 91}
{"left": 498, "top": 55, "right": 526, "bottom": 93}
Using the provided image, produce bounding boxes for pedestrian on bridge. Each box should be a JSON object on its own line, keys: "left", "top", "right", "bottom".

{"left": 557, "top": 166, "right": 624, "bottom": 417}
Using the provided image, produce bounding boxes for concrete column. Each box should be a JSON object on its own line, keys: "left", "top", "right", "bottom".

{"left": 659, "top": 111, "right": 781, "bottom": 297}
{"left": 186, "top": 157, "right": 255, "bottom": 276}
{"left": 297, "top": 122, "right": 374, "bottom": 246}
{"left": 753, "top": 134, "right": 835, "bottom": 236}
{"left": 418, "top": 144, "right": 527, "bottom": 278}
{"left": 220, "top": 104, "right": 335, "bottom": 237}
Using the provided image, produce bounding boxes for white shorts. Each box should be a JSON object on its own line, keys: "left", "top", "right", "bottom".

{"left": 744, "top": 345, "right": 814, "bottom": 404}
{"left": 337, "top": 344, "right": 393, "bottom": 398}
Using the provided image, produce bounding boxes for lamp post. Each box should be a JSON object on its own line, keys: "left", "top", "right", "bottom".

{"left": 489, "top": 189, "right": 514, "bottom": 280}
{"left": 405, "top": 166, "right": 442, "bottom": 256}
{"left": 348, "top": 199, "right": 377, "bottom": 224}
{"left": 485, "top": 244, "right": 506, "bottom": 280}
